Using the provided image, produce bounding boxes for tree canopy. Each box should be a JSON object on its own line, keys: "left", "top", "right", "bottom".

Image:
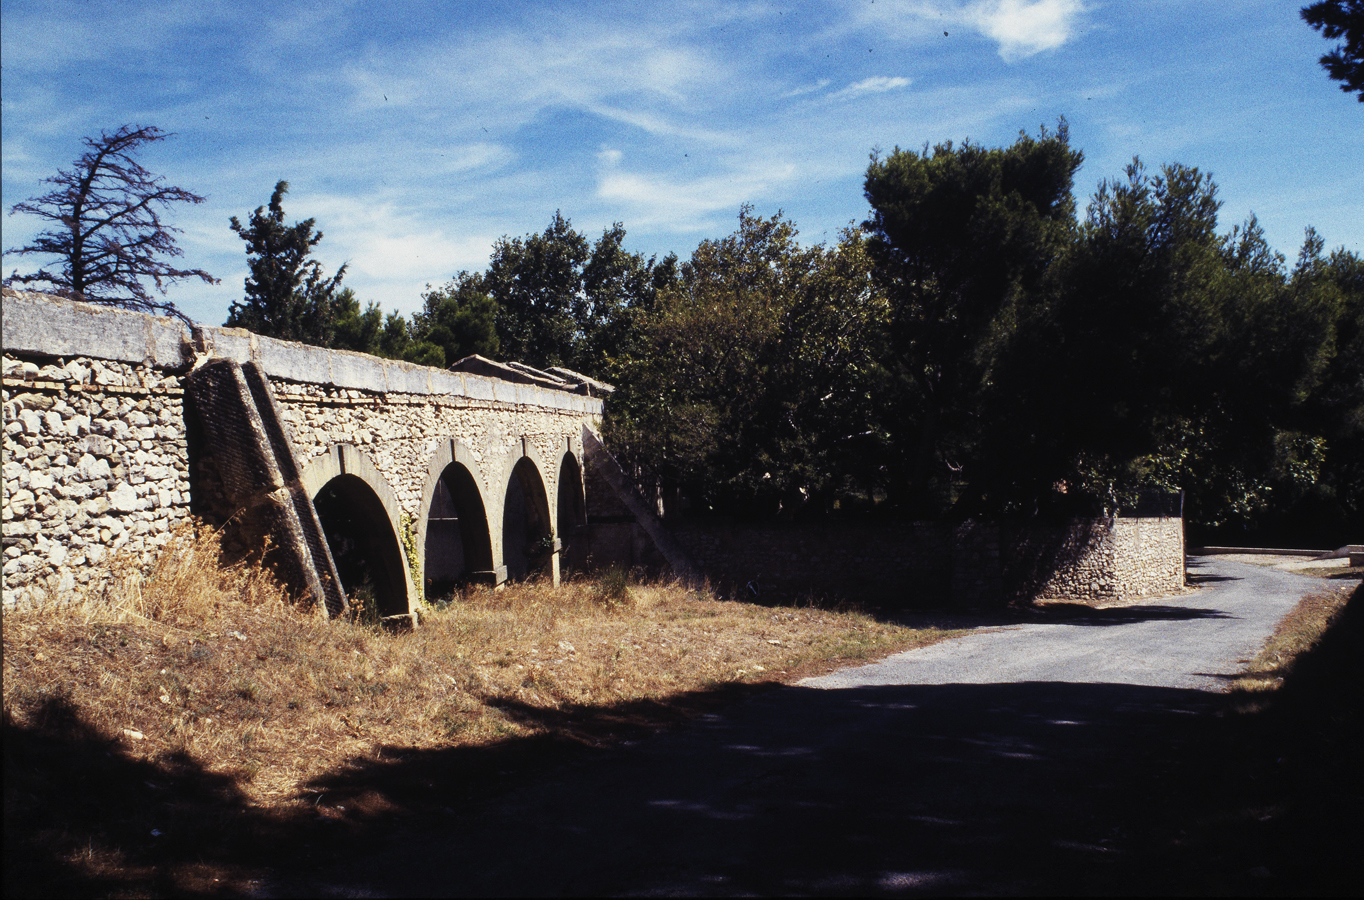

{"left": 862, "top": 123, "right": 1084, "bottom": 516}
{"left": 473, "top": 212, "right": 674, "bottom": 374}
{"left": 189, "top": 127, "right": 1360, "bottom": 543}
{"left": 4, "top": 125, "right": 217, "bottom": 320}
{"left": 605, "top": 208, "right": 887, "bottom": 518}
{"left": 1302, "top": 0, "right": 1364, "bottom": 101}
{"left": 225, "top": 181, "right": 348, "bottom": 345}
{"left": 601, "top": 129, "right": 1361, "bottom": 542}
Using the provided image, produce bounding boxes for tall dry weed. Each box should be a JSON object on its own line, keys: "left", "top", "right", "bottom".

{"left": 84, "top": 520, "right": 294, "bottom": 625}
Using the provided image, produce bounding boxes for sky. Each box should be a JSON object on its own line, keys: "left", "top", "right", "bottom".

{"left": 2, "top": 0, "right": 1360, "bottom": 326}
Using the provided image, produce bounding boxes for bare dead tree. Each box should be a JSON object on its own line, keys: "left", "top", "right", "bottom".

{"left": 4, "top": 125, "right": 217, "bottom": 323}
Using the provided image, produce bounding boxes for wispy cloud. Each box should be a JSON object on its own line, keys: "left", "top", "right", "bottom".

{"left": 595, "top": 153, "right": 800, "bottom": 231}
{"left": 830, "top": 76, "right": 913, "bottom": 101}
{"left": 782, "top": 79, "right": 832, "bottom": 99}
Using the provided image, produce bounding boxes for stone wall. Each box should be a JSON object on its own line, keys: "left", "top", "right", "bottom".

{"left": 661, "top": 516, "right": 1184, "bottom": 607}
{"left": 670, "top": 521, "right": 952, "bottom": 605}
{"left": 3, "top": 355, "right": 193, "bottom": 603}
{"left": 1110, "top": 517, "right": 1186, "bottom": 598}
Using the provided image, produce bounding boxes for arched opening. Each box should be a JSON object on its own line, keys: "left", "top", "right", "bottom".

{"left": 424, "top": 462, "right": 494, "bottom": 599}
{"left": 557, "top": 452, "right": 587, "bottom": 577}
{"left": 502, "top": 457, "right": 552, "bottom": 582}
{"left": 313, "top": 474, "right": 409, "bottom": 620}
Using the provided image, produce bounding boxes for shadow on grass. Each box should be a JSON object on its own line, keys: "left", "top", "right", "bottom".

{"left": 8, "top": 587, "right": 1358, "bottom": 897}
{"left": 285, "top": 680, "right": 1237, "bottom": 896}
{"left": 1205, "top": 579, "right": 1364, "bottom": 895}
{"left": 3, "top": 696, "right": 263, "bottom": 898}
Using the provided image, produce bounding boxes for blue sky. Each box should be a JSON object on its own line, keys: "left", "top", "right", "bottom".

{"left": 3, "top": 0, "right": 1360, "bottom": 326}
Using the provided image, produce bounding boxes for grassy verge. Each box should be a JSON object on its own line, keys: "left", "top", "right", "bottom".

{"left": 3, "top": 522, "right": 959, "bottom": 897}
{"left": 1151, "top": 577, "right": 1363, "bottom": 894}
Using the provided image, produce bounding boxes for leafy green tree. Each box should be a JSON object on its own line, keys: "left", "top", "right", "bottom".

{"left": 482, "top": 211, "right": 589, "bottom": 369}
{"left": 225, "top": 181, "right": 347, "bottom": 345}
{"left": 862, "top": 123, "right": 1084, "bottom": 515}
{"left": 413, "top": 272, "right": 500, "bottom": 366}
{"left": 5, "top": 125, "right": 216, "bottom": 320}
{"left": 606, "top": 208, "right": 888, "bottom": 518}
{"left": 578, "top": 225, "right": 677, "bottom": 373}
{"left": 1043, "top": 162, "right": 1350, "bottom": 535}
{"left": 1302, "top": 0, "right": 1364, "bottom": 101}
{"left": 1286, "top": 239, "right": 1364, "bottom": 540}
{"left": 330, "top": 287, "right": 385, "bottom": 355}
{"left": 475, "top": 212, "right": 673, "bottom": 375}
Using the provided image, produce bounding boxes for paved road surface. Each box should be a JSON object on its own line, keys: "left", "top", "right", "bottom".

{"left": 281, "top": 556, "right": 1322, "bottom": 896}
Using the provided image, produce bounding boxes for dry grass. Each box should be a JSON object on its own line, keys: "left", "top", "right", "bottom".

{"left": 1226, "top": 582, "right": 1357, "bottom": 711}
{"left": 3, "top": 521, "right": 957, "bottom": 895}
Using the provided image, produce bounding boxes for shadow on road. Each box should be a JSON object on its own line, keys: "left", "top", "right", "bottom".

{"left": 6, "top": 668, "right": 1345, "bottom": 897}
{"left": 1185, "top": 557, "right": 1243, "bottom": 585}
{"left": 1021, "top": 602, "right": 1235, "bottom": 626}
{"left": 280, "top": 680, "right": 1239, "bottom": 896}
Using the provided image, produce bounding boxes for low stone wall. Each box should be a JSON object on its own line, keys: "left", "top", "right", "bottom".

{"left": 670, "top": 520, "right": 952, "bottom": 605}
{"left": 661, "top": 516, "right": 1184, "bottom": 607}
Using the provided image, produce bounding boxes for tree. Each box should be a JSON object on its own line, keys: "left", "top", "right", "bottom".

{"left": 4, "top": 125, "right": 217, "bottom": 320}
{"left": 482, "top": 211, "right": 589, "bottom": 369}
{"left": 862, "top": 123, "right": 1084, "bottom": 516}
{"left": 412, "top": 272, "right": 501, "bottom": 367}
{"left": 477, "top": 212, "right": 672, "bottom": 375}
{"left": 1302, "top": 0, "right": 1364, "bottom": 101}
{"left": 225, "top": 181, "right": 348, "bottom": 345}
{"left": 606, "top": 209, "right": 888, "bottom": 518}
{"left": 330, "top": 287, "right": 385, "bottom": 355}
{"left": 1039, "top": 161, "right": 1351, "bottom": 535}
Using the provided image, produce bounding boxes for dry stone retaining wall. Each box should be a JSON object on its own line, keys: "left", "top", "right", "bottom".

{"left": 658, "top": 516, "right": 1184, "bottom": 607}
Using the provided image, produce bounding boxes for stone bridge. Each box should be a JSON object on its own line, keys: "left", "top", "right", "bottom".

{"left": 1, "top": 289, "right": 647, "bottom": 621}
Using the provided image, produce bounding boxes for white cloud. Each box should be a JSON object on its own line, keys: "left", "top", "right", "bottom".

{"left": 782, "top": 79, "right": 832, "bottom": 99}
{"left": 830, "top": 76, "right": 913, "bottom": 101}
{"left": 969, "top": 0, "right": 1086, "bottom": 61}
{"left": 842, "top": 0, "right": 1086, "bottom": 62}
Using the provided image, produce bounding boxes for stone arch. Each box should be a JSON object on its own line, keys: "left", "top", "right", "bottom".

{"left": 416, "top": 438, "right": 497, "bottom": 597}
{"left": 300, "top": 444, "right": 417, "bottom": 621}
{"left": 556, "top": 448, "right": 587, "bottom": 577}
{"left": 494, "top": 442, "right": 556, "bottom": 583}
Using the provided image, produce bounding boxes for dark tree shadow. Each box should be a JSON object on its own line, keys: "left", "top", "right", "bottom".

{"left": 3, "top": 697, "right": 265, "bottom": 898}
{"left": 10, "top": 585, "right": 1358, "bottom": 897}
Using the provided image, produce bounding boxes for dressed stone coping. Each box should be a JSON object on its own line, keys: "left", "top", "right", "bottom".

{"left": 1, "top": 290, "right": 601, "bottom": 416}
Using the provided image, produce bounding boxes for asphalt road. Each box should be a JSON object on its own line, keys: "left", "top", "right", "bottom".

{"left": 281, "top": 556, "right": 1323, "bottom": 897}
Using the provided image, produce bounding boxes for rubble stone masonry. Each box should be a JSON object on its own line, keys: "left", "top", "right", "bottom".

{"left": 3, "top": 355, "right": 192, "bottom": 601}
